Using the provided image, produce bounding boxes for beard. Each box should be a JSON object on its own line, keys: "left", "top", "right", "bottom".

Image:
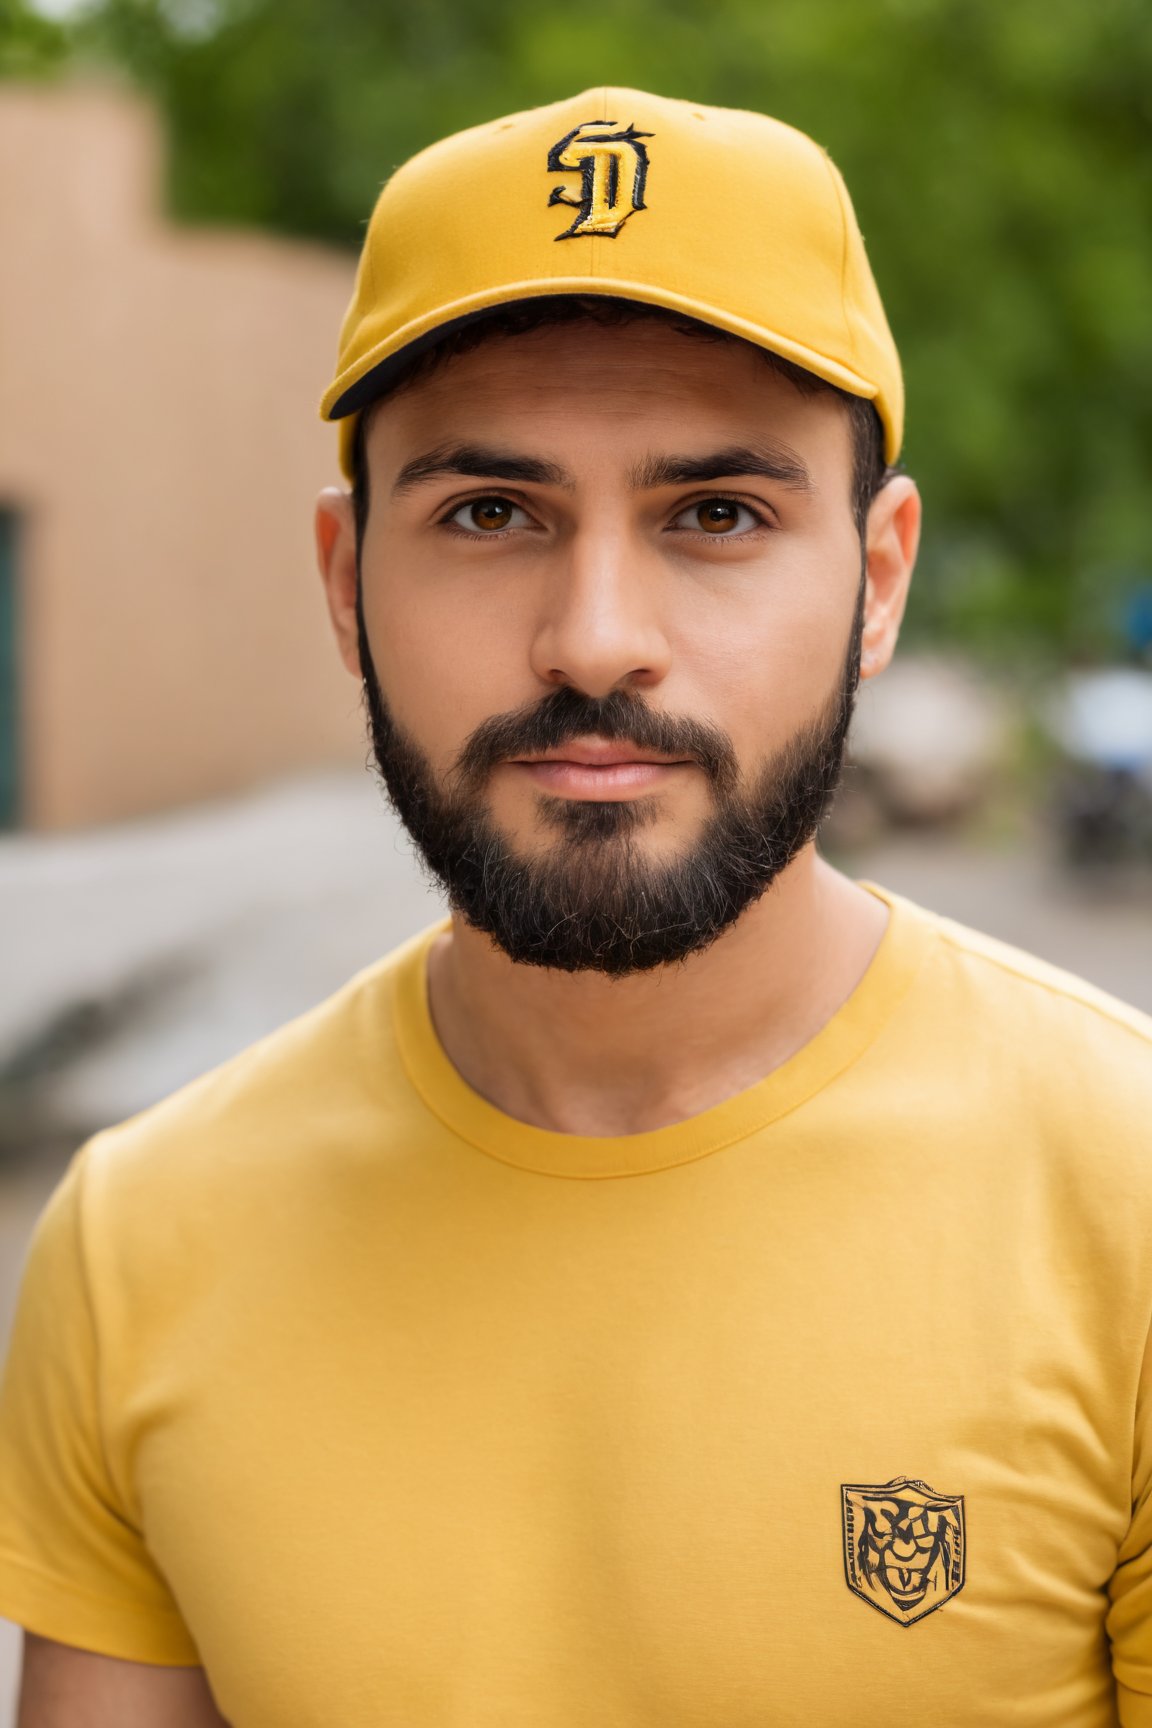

{"left": 357, "top": 585, "right": 863, "bottom": 976}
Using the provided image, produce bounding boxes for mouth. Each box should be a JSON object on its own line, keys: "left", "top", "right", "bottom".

{"left": 508, "top": 737, "right": 694, "bottom": 801}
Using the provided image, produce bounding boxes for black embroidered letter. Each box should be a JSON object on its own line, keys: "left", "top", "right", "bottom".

{"left": 547, "top": 120, "right": 653, "bottom": 239}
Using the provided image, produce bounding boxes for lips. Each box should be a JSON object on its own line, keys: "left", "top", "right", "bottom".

{"left": 507, "top": 738, "right": 693, "bottom": 802}
{"left": 512, "top": 738, "right": 689, "bottom": 769}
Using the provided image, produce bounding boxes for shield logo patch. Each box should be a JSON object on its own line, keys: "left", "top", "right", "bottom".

{"left": 841, "top": 1476, "right": 965, "bottom": 1626}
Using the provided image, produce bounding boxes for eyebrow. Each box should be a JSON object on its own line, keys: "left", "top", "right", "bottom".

{"left": 390, "top": 439, "right": 816, "bottom": 499}
{"left": 629, "top": 445, "right": 815, "bottom": 494}
{"left": 391, "top": 443, "right": 570, "bottom": 496}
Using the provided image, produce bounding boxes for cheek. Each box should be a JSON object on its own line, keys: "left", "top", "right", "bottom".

{"left": 665, "top": 562, "right": 857, "bottom": 759}
{"left": 360, "top": 565, "right": 529, "bottom": 773}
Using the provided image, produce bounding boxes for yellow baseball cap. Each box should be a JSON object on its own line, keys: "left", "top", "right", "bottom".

{"left": 321, "top": 87, "right": 903, "bottom": 476}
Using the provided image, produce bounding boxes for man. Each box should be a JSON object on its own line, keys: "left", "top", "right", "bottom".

{"left": 2, "top": 86, "right": 1151, "bottom": 1728}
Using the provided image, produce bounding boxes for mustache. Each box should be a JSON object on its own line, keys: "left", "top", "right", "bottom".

{"left": 451, "top": 686, "right": 739, "bottom": 796}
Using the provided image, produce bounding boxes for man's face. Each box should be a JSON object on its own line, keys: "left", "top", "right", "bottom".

{"left": 334, "top": 318, "right": 891, "bottom": 973}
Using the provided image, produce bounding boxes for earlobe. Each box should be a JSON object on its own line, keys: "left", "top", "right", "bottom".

{"left": 859, "top": 476, "right": 920, "bottom": 680}
{"left": 314, "top": 487, "right": 362, "bottom": 680}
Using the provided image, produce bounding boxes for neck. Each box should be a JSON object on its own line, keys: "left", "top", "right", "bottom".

{"left": 425, "top": 846, "right": 888, "bottom": 1137}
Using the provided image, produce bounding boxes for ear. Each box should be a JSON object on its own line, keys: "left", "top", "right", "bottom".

{"left": 859, "top": 475, "right": 920, "bottom": 681}
{"left": 315, "top": 487, "right": 361, "bottom": 680}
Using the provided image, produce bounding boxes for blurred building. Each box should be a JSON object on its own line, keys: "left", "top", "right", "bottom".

{"left": 0, "top": 82, "right": 361, "bottom": 832}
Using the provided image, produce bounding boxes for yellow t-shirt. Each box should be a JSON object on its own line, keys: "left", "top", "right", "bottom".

{"left": 3, "top": 886, "right": 1152, "bottom": 1726}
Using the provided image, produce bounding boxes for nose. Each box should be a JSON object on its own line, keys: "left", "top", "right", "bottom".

{"left": 528, "top": 521, "right": 673, "bottom": 698}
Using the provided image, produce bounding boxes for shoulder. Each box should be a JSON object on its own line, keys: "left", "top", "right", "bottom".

{"left": 916, "top": 896, "right": 1152, "bottom": 1056}
{"left": 881, "top": 888, "right": 1152, "bottom": 1175}
{"left": 867, "top": 890, "right": 1152, "bottom": 1306}
{"left": 77, "top": 923, "right": 441, "bottom": 1233}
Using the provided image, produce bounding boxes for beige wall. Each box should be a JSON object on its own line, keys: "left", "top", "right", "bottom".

{"left": 0, "top": 82, "right": 363, "bottom": 831}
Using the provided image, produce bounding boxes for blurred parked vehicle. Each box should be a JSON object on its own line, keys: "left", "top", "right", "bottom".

{"left": 842, "top": 656, "right": 1014, "bottom": 835}
{"left": 1045, "top": 667, "right": 1152, "bottom": 869}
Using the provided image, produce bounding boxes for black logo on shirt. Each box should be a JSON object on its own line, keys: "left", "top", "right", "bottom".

{"left": 547, "top": 120, "right": 653, "bottom": 239}
{"left": 841, "top": 1476, "right": 965, "bottom": 1626}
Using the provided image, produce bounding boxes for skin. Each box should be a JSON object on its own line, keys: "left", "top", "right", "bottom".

{"left": 319, "top": 319, "right": 920, "bottom": 1134}
{"left": 16, "top": 1635, "right": 228, "bottom": 1726}
{"left": 18, "top": 319, "right": 918, "bottom": 1716}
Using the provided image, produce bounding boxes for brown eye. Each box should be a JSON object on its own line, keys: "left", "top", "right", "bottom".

{"left": 468, "top": 498, "right": 514, "bottom": 531}
{"left": 669, "top": 498, "right": 761, "bottom": 537}
{"left": 697, "top": 500, "right": 740, "bottom": 533}
{"left": 447, "top": 496, "right": 533, "bottom": 535}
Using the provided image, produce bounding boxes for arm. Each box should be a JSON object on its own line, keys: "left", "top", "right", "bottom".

{"left": 18, "top": 1635, "right": 229, "bottom": 1728}
{"left": 0, "top": 1157, "right": 203, "bottom": 1682}
{"left": 1110, "top": 1316, "right": 1152, "bottom": 1725}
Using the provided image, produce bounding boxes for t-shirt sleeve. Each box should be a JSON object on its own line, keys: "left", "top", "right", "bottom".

{"left": 1110, "top": 1316, "right": 1152, "bottom": 1726}
{"left": 0, "top": 1149, "right": 199, "bottom": 1664}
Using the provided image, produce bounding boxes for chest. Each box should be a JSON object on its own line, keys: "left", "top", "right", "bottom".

{"left": 130, "top": 1165, "right": 1131, "bottom": 1727}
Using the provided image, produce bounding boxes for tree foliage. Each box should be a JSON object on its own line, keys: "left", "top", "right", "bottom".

{"left": 0, "top": 0, "right": 70, "bottom": 75}
{"left": 7, "top": 0, "right": 1152, "bottom": 652}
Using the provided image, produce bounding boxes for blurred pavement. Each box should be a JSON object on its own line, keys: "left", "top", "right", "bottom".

{"left": 0, "top": 772, "right": 444, "bottom": 1142}
{"left": 1, "top": 771, "right": 1151, "bottom": 1718}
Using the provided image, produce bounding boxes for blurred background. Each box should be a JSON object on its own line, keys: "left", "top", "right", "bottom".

{"left": 1, "top": 0, "right": 1151, "bottom": 1707}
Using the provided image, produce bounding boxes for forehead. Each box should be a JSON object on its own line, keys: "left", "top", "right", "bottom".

{"left": 363, "top": 319, "right": 853, "bottom": 483}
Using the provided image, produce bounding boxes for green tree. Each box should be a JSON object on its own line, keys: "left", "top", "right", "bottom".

{"left": 0, "top": 0, "right": 71, "bottom": 75}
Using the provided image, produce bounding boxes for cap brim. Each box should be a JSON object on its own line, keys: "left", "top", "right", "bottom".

{"left": 324, "top": 282, "right": 893, "bottom": 480}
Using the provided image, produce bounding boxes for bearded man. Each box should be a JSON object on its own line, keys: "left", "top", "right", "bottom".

{"left": 3, "top": 89, "right": 1152, "bottom": 1728}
